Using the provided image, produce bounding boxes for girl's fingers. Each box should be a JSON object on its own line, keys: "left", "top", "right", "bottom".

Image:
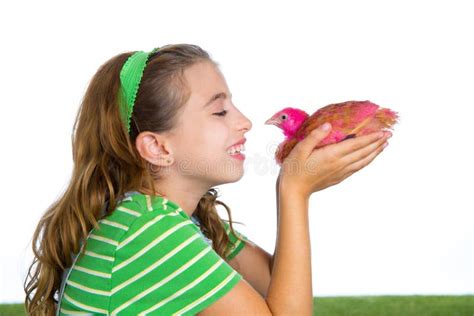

{"left": 335, "top": 131, "right": 387, "bottom": 156}
{"left": 340, "top": 135, "right": 388, "bottom": 166}
{"left": 343, "top": 139, "right": 387, "bottom": 174}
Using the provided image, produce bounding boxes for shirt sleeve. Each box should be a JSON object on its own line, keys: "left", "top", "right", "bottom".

{"left": 110, "top": 211, "right": 244, "bottom": 315}
{"left": 220, "top": 219, "right": 252, "bottom": 261}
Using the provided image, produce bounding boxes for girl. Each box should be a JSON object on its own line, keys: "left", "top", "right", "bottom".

{"left": 24, "top": 44, "right": 391, "bottom": 315}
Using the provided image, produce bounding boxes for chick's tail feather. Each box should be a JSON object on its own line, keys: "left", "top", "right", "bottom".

{"left": 353, "top": 108, "right": 399, "bottom": 137}
{"left": 376, "top": 108, "right": 399, "bottom": 129}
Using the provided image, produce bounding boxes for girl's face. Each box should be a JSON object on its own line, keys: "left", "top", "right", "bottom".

{"left": 169, "top": 61, "right": 252, "bottom": 186}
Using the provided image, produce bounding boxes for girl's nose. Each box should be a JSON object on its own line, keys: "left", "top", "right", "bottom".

{"left": 239, "top": 115, "right": 252, "bottom": 132}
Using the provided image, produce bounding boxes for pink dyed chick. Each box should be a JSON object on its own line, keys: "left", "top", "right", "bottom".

{"left": 265, "top": 100, "right": 399, "bottom": 165}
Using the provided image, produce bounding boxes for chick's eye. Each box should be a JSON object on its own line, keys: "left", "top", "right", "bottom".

{"left": 281, "top": 114, "right": 288, "bottom": 120}
{"left": 213, "top": 110, "right": 228, "bottom": 117}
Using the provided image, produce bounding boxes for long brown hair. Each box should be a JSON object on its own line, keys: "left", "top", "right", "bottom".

{"left": 24, "top": 44, "right": 246, "bottom": 315}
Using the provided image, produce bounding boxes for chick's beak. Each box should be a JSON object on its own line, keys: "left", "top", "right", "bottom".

{"left": 264, "top": 117, "right": 279, "bottom": 125}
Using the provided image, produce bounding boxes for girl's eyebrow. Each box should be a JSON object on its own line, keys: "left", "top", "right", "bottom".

{"left": 203, "top": 92, "right": 232, "bottom": 107}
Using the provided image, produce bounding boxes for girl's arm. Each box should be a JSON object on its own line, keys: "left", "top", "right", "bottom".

{"left": 228, "top": 242, "right": 273, "bottom": 297}
{"left": 265, "top": 178, "right": 313, "bottom": 314}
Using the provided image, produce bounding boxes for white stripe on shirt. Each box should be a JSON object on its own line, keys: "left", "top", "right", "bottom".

{"left": 100, "top": 219, "right": 129, "bottom": 231}
{"left": 84, "top": 250, "right": 114, "bottom": 262}
{"left": 66, "top": 280, "right": 110, "bottom": 296}
{"left": 63, "top": 293, "right": 108, "bottom": 314}
{"left": 89, "top": 234, "right": 118, "bottom": 247}
{"left": 73, "top": 265, "right": 111, "bottom": 279}
{"left": 116, "top": 206, "right": 141, "bottom": 217}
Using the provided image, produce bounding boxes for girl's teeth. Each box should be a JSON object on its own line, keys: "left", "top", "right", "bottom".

{"left": 228, "top": 144, "right": 245, "bottom": 155}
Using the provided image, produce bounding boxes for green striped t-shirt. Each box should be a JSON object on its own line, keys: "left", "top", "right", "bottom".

{"left": 57, "top": 192, "right": 249, "bottom": 315}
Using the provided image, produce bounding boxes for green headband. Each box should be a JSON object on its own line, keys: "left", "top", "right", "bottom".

{"left": 119, "top": 47, "right": 160, "bottom": 133}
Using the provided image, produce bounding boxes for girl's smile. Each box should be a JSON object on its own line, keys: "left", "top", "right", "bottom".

{"left": 227, "top": 138, "right": 246, "bottom": 160}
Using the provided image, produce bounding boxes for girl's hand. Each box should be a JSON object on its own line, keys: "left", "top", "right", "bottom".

{"left": 278, "top": 123, "right": 391, "bottom": 199}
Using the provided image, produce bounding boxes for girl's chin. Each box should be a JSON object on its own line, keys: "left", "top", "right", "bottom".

{"left": 213, "top": 165, "right": 245, "bottom": 185}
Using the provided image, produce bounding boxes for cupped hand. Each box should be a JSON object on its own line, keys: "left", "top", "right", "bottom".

{"left": 278, "top": 123, "right": 391, "bottom": 199}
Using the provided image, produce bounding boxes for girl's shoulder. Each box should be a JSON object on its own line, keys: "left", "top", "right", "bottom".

{"left": 95, "top": 191, "right": 192, "bottom": 245}
{"left": 114, "top": 191, "right": 185, "bottom": 218}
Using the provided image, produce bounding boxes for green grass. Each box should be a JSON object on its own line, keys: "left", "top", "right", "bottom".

{"left": 313, "top": 295, "right": 473, "bottom": 316}
{"left": 1, "top": 295, "right": 472, "bottom": 315}
{"left": 0, "top": 304, "right": 25, "bottom": 316}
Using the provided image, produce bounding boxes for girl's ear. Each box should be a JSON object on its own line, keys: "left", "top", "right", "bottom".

{"left": 135, "top": 131, "right": 174, "bottom": 167}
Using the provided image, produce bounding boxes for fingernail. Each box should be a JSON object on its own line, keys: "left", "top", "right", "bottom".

{"left": 383, "top": 141, "right": 389, "bottom": 148}
{"left": 322, "top": 123, "right": 331, "bottom": 131}
{"left": 387, "top": 132, "right": 392, "bottom": 138}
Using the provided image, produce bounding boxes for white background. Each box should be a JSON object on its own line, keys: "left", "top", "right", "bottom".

{"left": 0, "top": 0, "right": 472, "bottom": 304}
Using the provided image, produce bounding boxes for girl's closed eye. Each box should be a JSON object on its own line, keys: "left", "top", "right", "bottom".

{"left": 213, "top": 110, "right": 227, "bottom": 116}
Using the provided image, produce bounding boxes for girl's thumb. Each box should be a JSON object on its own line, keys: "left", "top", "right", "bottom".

{"left": 298, "top": 123, "right": 332, "bottom": 157}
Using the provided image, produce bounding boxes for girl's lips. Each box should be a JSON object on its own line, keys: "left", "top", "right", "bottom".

{"left": 227, "top": 138, "right": 247, "bottom": 150}
{"left": 229, "top": 152, "right": 245, "bottom": 161}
